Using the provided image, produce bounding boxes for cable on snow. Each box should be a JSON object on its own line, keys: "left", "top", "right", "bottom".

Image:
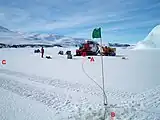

{"left": 80, "top": 57, "right": 160, "bottom": 118}
{"left": 81, "top": 57, "right": 108, "bottom": 104}
{"left": 81, "top": 57, "right": 108, "bottom": 119}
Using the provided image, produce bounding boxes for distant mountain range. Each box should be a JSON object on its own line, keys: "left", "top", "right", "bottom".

{"left": 108, "top": 43, "right": 131, "bottom": 47}
{"left": 0, "top": 26, "right": 12, "bottom": 32}
{"left": 0, "top": 25, "right": 131, "bottom": 48}
{"left": 0, "top": 25, "right": 87, "bottom": 47}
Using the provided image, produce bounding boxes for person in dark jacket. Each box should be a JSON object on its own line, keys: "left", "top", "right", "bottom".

{"left": 41, "top": 47, "right": 44, "bottom": 58}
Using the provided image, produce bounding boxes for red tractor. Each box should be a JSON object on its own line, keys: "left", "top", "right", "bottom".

{"left": 75, "top": 40, "right": 116, "bottom": 56}
{"left": 75, "top": 41, "right": 100, "bottom": 56}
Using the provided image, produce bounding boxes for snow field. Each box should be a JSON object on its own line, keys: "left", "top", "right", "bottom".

{"left": 0, "top": 47, "right": 160, "bottom": 120}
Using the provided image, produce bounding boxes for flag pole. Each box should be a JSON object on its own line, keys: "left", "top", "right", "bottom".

{"left": 92, "top": 27, "right": 108, "bottom": 119}
{"left": 99, "top": 37, "right": 108, "bottom": 106}
{"left": 92, "top": 27, "right": 108, "bottom": 105}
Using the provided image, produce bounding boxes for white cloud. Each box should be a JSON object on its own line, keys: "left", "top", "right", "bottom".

{"left": 67, "top": 28, "right": 93, "bottom": 38}
{"left": 12, "top": 13, "right": 104, "bottom": 31}
{"left": 0, "top": 0, "right": 159, "bottom": 44}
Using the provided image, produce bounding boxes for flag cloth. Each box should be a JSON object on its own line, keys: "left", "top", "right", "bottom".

{"left": 92, "top": 28, "right": 101, "bottom": 38}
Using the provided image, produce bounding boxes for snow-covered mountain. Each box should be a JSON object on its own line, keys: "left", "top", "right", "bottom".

{"left": 0, "top": 25, "right": 132, "bottom": 48}
{"left": 0, "top": 26, "right": 86, "bottom": 47}
{"left": 135, "top": 25, "right": 160, "bottom": 49}
{"left": 25, "top": 33, "right": 65, "bottom": 41}
{"left": 0, "top": 26, "right": 12, "bottom": 32}
{"left": 24, "top": 33, "right": 86, "bottom": 46}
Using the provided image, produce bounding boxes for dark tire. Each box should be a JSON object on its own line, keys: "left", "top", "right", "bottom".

{"left": 86, "top": 51, "right": 98, "bottom": 56}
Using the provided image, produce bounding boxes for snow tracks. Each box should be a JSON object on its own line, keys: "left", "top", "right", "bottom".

{"left": 0, "top": 68, "right": 134, "bottom": 119}
{"left": 119, "top": 85, "right": 160, "bottom": 120}
{"left": 0, "top": 68, "right": 134, "bottom": 100}
{"left": 0, "top": 68, "right": 160, "bottom": 120}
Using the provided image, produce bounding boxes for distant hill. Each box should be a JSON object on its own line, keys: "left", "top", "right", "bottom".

{"left": 0, "top": 26, "right": 12, "bottom": 32}
{"left": 0, "top": 25, "right": 132, "bottom": 48}
{"left": 108, "top": 43, "right": 131, "bottom": 47}
{"left": 0, "top": 25, "right": 86, "bottom": 47}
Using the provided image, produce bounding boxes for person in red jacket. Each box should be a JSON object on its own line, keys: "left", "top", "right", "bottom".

{"left": 41, "top": 47, "right": 44, "bottom": 58}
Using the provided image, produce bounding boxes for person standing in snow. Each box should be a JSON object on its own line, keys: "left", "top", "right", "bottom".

{"left": 41, "top": 47, "right": 44, "bottom": 58}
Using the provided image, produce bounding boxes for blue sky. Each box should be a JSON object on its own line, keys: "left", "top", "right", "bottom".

{"left": 0, "top": 0, "right": 160, "bottom": 43}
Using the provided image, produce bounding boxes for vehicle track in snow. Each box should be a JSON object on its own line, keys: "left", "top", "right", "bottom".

{"left": 0, "top": 68, "right": 135, "bottom": 101}
{"left": 117, "top": 84, "right": 160, "bottom": 120}
{"left": 119, "top": 84, "right": 160, "bottom": 107}
{"left": 1, "top": 68, "right": 160, "bottom": 119}
{"left": 0, "top": 75, "right": 76, "bottom": 116}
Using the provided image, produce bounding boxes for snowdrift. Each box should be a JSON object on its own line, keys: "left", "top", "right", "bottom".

{"left": 135, "top": 25, "right": 160, "bottom": 49}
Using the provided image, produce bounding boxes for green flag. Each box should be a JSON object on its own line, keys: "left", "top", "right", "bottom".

{"left": 92, "top": 28, "right": 101, "bottom": 38}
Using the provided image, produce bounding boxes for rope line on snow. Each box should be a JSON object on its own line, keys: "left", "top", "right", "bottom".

{"left": 80, "top": 57, "right": 160, "bottom": 118}
{"left": 81, "top": 57, "right": 108, "bottom": 119}
{"left": 81, "top": 57, "right": 108, "bottom": 105}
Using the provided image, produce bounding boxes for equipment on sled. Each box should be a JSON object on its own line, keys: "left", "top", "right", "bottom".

{"left": 46, "top": 55, "right": 52, "bottom": 59}
{"left": 34, "top": 49, "right": 40, "bottom": 53}
{"left": 58, "top": 51, "right": 64, "bottom": 55}
{"left": 75, "top": 40, "right": 116, "bottom": 56}
{"left": 100, "top": 46, "right": 116, "bottom": 56}
{"left": 66, "top": 51, "right": 72, "bottom": 59}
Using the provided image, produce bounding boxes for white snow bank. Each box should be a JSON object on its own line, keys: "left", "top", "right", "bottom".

{"left": 134, "top": 25, "right": 160, "bottom": 49}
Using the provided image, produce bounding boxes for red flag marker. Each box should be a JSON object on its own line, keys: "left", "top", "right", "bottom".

{"left": 82, "top": 52, "right": 86, "bottom": 57}
{"left": 90, "top": 57, "right": 94, "bottom": 62}
{"left": 111, "top": 112, "right": 115, "bottom": 120}
{"left": 2, "top": 60, "right": 6, "bottom": 64}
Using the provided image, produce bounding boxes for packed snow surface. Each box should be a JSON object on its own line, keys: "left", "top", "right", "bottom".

{"left": 0, "top": 47, "right": 160, "bottom": 120}
{"left": 135, "top": 25, "right": 160, "bottom": 49}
